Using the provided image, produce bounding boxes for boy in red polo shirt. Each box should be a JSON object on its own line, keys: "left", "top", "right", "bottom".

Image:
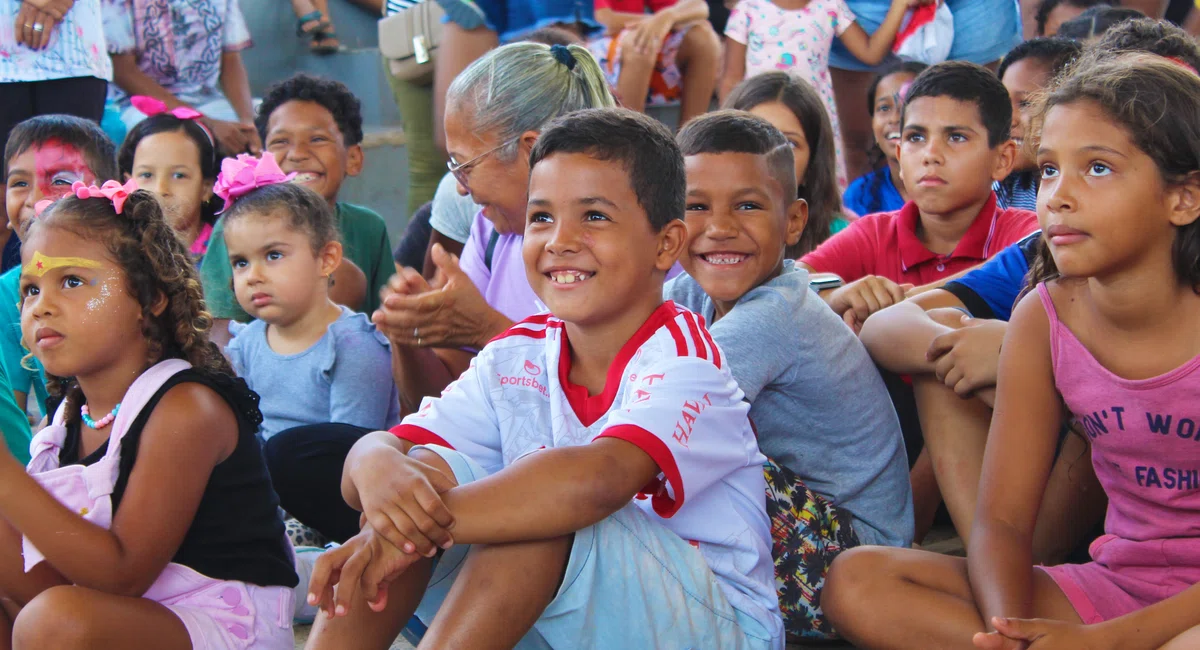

{"left": 800, "top": 62, "right": 1038, "bottom": 330}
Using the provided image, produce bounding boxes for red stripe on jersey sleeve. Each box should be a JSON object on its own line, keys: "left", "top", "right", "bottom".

{"left": 682, "top": 312, "right": 707, "bottom": 361}
{"left": 664, "top": 317, "right": 689, "bottom": 356}
{"left": 390, "top": 424, "right": 455, "bottom": 450}
{"left": 595, "top": 424, "right": 686, "bottom": 517}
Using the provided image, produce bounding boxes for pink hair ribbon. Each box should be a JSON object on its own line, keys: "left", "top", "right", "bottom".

{"left": 212, "top": 153, "right": 297, "bottom": 213}
{"left": 130, "top": 95, "right": 205, "bottom": 121}
{"left": 71, "top": 179, "right": 139, "bottom": 215}
{"left": 130, "top": 95, "right": 216, "bottom": 148}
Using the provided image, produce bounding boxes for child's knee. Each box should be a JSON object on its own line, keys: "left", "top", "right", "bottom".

{"left": 681, "top": 22, "right": 721, "bottom": 61}
{"left": 823, "top": 547, "right": 889, "bottom": 620}
{"left": 13, "top": 586, "right": 93, "bottom": 649}
{"left": 618, "top": 43, "right": 658, "bottom": 71}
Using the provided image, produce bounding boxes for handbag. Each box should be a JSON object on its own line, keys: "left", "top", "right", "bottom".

{"left": 379, "top": 0, "right": 445, "bottom": 83}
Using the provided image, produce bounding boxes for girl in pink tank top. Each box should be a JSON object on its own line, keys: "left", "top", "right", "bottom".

{"left": 0, "top": 184, "right": 296, "bottom": 649}
{"left": 822, "top": 53, "right": 1200, "bottom": 650}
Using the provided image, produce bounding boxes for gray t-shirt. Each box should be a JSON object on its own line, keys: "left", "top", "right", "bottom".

{"left": 227, "top": 306, "right": 402, "bottom": 440}
{"left": 429, "top": 172, "right": 480, "bottom": 244}
{"left": 665, "top": 261, "right": 913, "bottom": 547}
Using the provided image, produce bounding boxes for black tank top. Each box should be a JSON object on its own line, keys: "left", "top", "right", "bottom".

{"left": 57, "top": 369, "right": 298, "bottom": 588}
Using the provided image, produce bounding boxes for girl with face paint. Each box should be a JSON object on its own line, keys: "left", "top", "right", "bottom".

{"left": 0, "top": 185, "right": 298, "bottom": 648}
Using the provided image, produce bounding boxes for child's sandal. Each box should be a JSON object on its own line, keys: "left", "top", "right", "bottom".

{"left": 296, "top": 10, "right": 328, "bottom": 37}
{"left": 309, "top": 28, "right": 341, "bottom": 55}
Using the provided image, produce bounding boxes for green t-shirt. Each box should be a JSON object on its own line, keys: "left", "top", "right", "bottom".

{"left": 199, "top": 202, "right": 395, "bottom": 322}
{"left": 0, "top": 269, "right": 34, "bottom": 463}
{"left": 0, "top": 266, "right": 47, "bottom": 417}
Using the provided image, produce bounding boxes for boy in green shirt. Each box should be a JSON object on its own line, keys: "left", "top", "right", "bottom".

{"left": 201, "top": 74, "right": 394, "bottom": 327}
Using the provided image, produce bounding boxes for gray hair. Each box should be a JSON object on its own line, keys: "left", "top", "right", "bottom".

{"left": 447, "top": 42, "right": 617, "bottom": 159}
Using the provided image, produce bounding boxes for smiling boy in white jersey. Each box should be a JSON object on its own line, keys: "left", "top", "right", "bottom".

{"left": 304, "top": 107, "right": 784, "bottom": 650}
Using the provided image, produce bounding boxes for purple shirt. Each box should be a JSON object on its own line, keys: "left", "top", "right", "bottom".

{"left": 460, "top": 213, "right": 684, "bottom": 326}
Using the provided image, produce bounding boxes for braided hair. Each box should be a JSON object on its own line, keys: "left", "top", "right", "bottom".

{"left": 27, "top": 190, "right": 231, "bottom": 426}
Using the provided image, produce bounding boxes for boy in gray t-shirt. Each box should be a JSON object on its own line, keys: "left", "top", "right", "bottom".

{"left": 667, "top": 113, "right": 912, "bottom": 636}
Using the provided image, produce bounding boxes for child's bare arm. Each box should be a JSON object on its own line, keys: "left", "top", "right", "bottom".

{"left": 860, "top": 298, "right": 956, "bottom": 373}
{"left": 0, "top": 383, "right": 237, "bottom": 596}
{"left": 218, "top": 51, "right": 256, "bottom": 124}
{"left": 837, "top": 0, "right": 930, "bottom": 66}
{"left": 441, "top": 438, "right": 660, "bottom": 544}
{"left": 968, "top": 292, "right": 1063, "bottom": 632}
{"left": 594, "top": 7, "right": 650, "bottom": 33}
{"left": 719, "top": 40, "right": 747, "bottom": 102}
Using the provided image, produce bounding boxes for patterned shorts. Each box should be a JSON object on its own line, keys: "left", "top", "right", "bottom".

{"left": 586, "top": 26, "right": 690, "bottom": 105}
{"left": 765, "top": 458, "right": 860, "bottom": 641}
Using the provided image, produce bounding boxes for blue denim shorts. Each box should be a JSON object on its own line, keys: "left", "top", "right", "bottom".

{"left": 438, "top": 0, "right": 601, "bottom": 42}
{"left": 409, "top": 445, "right": 782, "bottom": 650}
{"left": 829, "top": 0, "right": 1021, "bottom": 71}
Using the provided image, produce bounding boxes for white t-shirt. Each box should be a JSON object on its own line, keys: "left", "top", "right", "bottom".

{"left": 392, "top": 301, "right": 782, "bottom": 640}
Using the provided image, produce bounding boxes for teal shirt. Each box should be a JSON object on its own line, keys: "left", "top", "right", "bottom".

{"left": 0, "top": 266, "right": 47, "bottom": 417}
{"left": 200, "top": 203, "right": 395, "bottom": 322}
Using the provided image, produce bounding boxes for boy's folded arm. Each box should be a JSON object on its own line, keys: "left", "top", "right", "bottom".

{"left": 860, "top": 290, "right": 965, "bottom": 373}
{"left": 343, "top": 430, "right": 417, "bottom": 512}
{"left": 439, "top": 438, "right": 661, "bottom": 545}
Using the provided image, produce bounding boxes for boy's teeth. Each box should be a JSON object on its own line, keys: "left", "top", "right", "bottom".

{"left": 886, "top": 132, "right": 900, "bottom": 141}
{"left": 293, "top": 173, "right": 319, "bottom": 183}
{"left": 551, "top": 271, "right": 592, "bottom": 284}
{"left": 704, "top": 254, "right": 746, "bottom": 265}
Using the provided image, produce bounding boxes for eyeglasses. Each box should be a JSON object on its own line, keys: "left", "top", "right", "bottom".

{"left": 447, "top": 136, "right": 520, "bottom": 188}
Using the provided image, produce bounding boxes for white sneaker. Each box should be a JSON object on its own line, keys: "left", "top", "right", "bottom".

{"left": 292, "top": 546, "right": 324, "bottom": 624}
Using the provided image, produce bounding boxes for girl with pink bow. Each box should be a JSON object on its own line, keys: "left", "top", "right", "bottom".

{"left": 118, "top": 96, "right": 223, "bottom": 258}
{"left": 0, "top": 179, "right": 297, "bottom": 648}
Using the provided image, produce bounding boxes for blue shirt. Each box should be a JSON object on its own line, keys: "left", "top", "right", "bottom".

{"left": 227, "top": 306, "right": 401, "bottom": 440}
{"left": 843, "top": 166, "right": 905, "bottom": 218}
{"left": 993, "top": 170, "right": 1039, "bottom": 212}
{"left": 665, "top": 261, "right": 914, "bottom": 547}
{"left": 943, "top": 231, "right": 1042, "bottom": 321}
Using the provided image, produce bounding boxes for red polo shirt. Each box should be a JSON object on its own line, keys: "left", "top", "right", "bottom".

{"left": 595, "top": 0, "right": 674, "bottom": 12}
{"left": 800, "top": 193, "right": 1038, "bottom": 286}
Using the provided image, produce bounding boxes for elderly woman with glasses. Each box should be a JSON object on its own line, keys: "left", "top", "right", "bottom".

{"left": 261, "top": 41, "right": 617, "bottom": 550}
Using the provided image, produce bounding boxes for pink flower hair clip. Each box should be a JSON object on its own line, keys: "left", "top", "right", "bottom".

{"left": 71, "top": 179, "right": 139, "bottom": 215}
{"left": 212, "top": 153, "right": 297, "bottom": 213}
{"left": 130, "top": 95, "right": 216, "bottom": 147}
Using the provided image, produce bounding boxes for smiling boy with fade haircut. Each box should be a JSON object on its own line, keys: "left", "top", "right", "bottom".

{"left": 304, "top": 107, "right": 783, "bottom": 650}
{"left": 200, "top": 73, "right": 394, "bottom": 331}
{"left": 800, "top": 61, "right": 1039, "bottom": 331}
{"left": 667, "top": 110, "right": 912, "bottom": 638}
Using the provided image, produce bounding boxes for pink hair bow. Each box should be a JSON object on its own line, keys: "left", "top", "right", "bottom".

{"left": 71, "top": 179, "right": 139, "bottom": 215}
{"left": 130, "top": 95, "right": 205, "bottom": 121}
{"left": 212, "top": 153, "right": 297, "bottom": 212}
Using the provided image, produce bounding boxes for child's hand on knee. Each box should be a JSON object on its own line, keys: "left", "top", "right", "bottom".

{"left": 974, "top": 616, "right": 1114, "bottom": 650}
{"left": 827, "top": 276, "right": 914, "bottom": 333}
{"left": 926, "top": 317, "right": 1008, "bottom": 397}
{"left": 307, "top": 525, "right": 424, "bottom": 617}
{"left": 356, "top": 451, "right": 457, "bottom": 557}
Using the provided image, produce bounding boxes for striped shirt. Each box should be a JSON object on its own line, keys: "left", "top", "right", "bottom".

{"left": 0, "top": 0, "right": 112, "bottom": 83}
{"left": 384, "top": 0, "right": 421, "bottom": 14}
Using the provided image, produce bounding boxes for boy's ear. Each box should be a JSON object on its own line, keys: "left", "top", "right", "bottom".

{"left": 344, "top": 144, "right": 364, "bottom": 178}
{"left": 1167, "top": 171, "right": 1200, "bottom": 228}
{"left": 785, "top": 198, "right": 808, "bottom": 247}
{"left": 656, "top": 220, "right": 688, "bottom": 272}
{"left": 990, "top": 139, "right": 1017, "bottom": 183}
{"left": 202, "top": 180, "right": 214, "bottom": 204}
{"left": 319, "top": 240, "right": 345, "bottom": 277}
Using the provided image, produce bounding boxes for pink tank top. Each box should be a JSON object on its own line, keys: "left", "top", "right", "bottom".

{"left": 1039, "top": 283, "right": 1200, "bottom": 569}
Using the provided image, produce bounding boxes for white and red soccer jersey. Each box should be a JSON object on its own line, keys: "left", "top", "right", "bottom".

{"left": 391, "top": 301, "right": 781, "bottom": 637}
